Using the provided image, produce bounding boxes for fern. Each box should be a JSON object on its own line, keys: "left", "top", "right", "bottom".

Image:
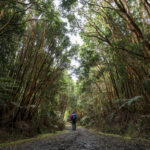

{"left": 0, "top": 76, "right": 18, "bottom": 106}
{"left": 119, "top": 96, "right": 143, "bottom": 109}
{"left": 109, "top": 112, "right": 115, "bottom": 120}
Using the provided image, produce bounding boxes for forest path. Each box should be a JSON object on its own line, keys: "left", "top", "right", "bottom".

{"left": 1, "top": 125, "right": 150, "bottom": 150}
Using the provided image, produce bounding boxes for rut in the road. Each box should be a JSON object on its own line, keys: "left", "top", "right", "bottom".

{"left": 1, "top": 127, "right": 150, "bottom": 150}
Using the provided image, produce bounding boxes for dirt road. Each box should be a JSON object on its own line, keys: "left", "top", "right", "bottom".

{"left": 1, "top": 126, "right": 150, "bottom": 150}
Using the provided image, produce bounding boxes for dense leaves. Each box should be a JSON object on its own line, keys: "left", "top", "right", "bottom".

{"left": 73, "top": 0, "right": 150, "bottom": 137}
{"left": 0, "top": 0, "right": 150, "bottom": 140}
{"left": 0, "top": 0, "right": 73, "bottom": 137}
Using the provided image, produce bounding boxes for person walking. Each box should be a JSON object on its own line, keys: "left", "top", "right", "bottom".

{"left": 70, "top": 112, "right": 77, "bottom": 130}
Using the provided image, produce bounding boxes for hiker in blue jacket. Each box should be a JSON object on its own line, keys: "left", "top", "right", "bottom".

{"left": 70, "top": 112, "right": 77, "bottom": 130}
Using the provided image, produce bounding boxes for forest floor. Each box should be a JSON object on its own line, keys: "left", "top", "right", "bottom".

{"left": 0, "top": 125, "right": 150, "bottom": 150}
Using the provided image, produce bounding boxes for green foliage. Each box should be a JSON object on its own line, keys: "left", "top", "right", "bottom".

{"left": 119, "top": 96, "right": 143, "bottom": 109}
{"left": 0, "top": 1, "right": 26, "bottom": 67}
{"left": 0, "top": 0, "right": 74, "bottom": 136}
{"left": 61, "top": 0, "right": 77, "bottom": 11}
{"left": 0, "top": 77, "right": 18, "bottom": 102}
{"left": 0, "top": 0, "right": 150, "bottom": 140}
{"left": 68, "top": 0, "right": 150, "bottom": 138}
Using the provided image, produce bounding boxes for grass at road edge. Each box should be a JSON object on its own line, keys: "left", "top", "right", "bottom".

{"left": 89, "top": 129, "right": 150, "bottom": 143}
{"left": 0, "top": 130, "right": 67, "bottom": 148}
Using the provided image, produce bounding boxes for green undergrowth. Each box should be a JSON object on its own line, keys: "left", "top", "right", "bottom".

{"left": 0, "top": 130, "right": 67, "bottom": 148}
{"left": 90, "top": 129, "right": 150, "bottom": 144}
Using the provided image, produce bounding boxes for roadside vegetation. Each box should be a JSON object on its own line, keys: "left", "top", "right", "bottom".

{"left": 0, "top": 0, "right": 150, "bottom": 144}
{"left": 71, "top": 0, "right": 150, "bottom": 138}
{"left": 0, "top": 0, "right": 75, "bottom": 142}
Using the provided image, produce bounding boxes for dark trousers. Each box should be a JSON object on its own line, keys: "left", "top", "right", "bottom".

{"left": 72, "top": 120, "right": 76, "bottom": 130}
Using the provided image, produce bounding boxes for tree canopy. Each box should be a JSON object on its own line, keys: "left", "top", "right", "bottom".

{"left": 0, "top": 0, "right": 150, "bottom": 140}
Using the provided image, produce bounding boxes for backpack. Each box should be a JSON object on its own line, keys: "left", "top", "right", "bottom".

{"left": 72, "top": 113, "right": 77, "bottom": 120}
